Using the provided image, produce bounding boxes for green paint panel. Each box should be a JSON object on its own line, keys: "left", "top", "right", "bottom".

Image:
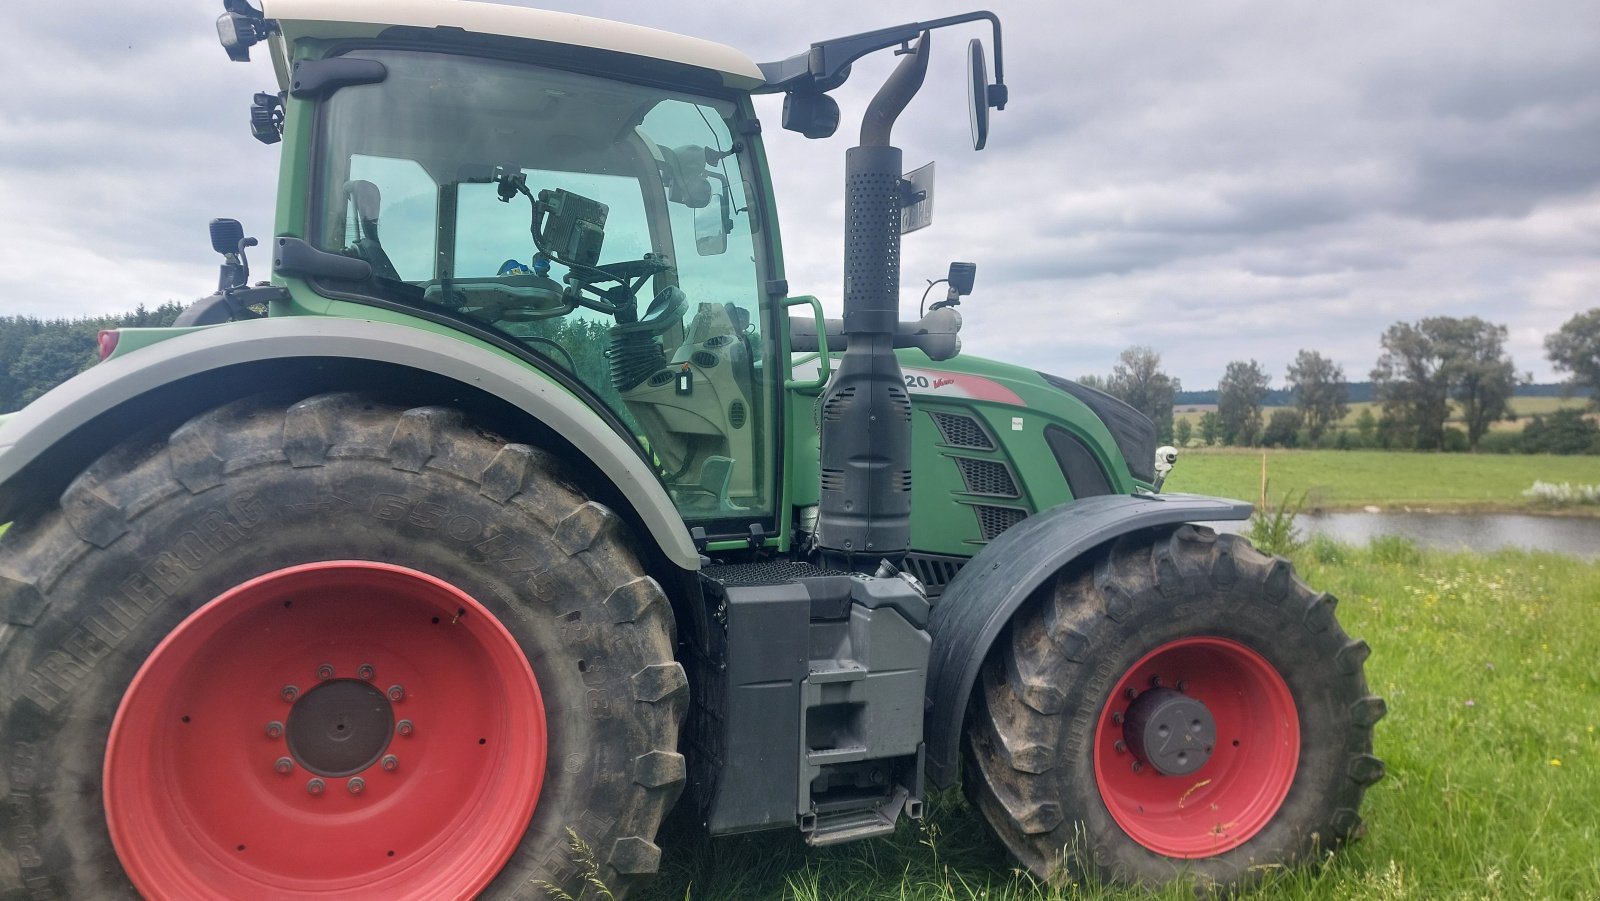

{"left": 784, "top": 349, "right": 1143, "bottom": 560}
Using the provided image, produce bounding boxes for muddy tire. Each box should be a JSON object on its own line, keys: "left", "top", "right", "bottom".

{"left": 963, "top": 525, "right": 1384, "bottom": 888}
{"left": 0, "top": 392, "right": 685, "bottom": 899}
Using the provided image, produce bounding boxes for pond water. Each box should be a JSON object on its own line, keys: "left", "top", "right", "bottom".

{"left": 1205, "top": 511, "right": 1600, "bottom": 560}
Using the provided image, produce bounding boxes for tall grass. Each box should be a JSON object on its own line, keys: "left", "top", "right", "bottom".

{"left": 641, "top": 542, "right": 1600, "bottom": 900}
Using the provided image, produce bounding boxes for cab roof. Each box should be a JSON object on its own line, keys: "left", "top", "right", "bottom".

{"left": 261, "top": 0, "right": 766, "bottom": 89}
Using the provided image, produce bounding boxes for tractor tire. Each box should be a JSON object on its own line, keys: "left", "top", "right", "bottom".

{"left": 0, "top": 392, "right": 686, "bottom": 900}
{"left": 963, "top": 525, "right": 1385, "bottom": 889}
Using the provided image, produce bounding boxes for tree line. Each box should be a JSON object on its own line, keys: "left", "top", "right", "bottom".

{"left": 1081, "top": 308, "right": 1600, "bottom": 456}
{"left": 0, "top": 304, "right": 185, "bottom": 413}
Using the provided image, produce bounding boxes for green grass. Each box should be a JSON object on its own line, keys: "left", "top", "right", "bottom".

{"left": 1163, "top": 448, "right": 1600, "bottom": 513}
{"left": 640, "top": 543, "right": 1600, "bottom": 900}
{"left": 1174, "top": 395, "right": 1592, "bottom": 432}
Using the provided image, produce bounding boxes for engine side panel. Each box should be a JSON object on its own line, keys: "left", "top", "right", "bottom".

{"left": 788, "top": 350, "right": 1147, "bottom": 574}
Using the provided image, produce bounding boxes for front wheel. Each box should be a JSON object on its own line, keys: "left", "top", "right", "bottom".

{"left": 0, "top": 393, "right": 685, "bottom": 899}
{"left": 963, "top": 526, "right": 1385, "bottom": 888}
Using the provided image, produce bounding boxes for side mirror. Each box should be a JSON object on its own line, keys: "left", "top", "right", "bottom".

{"left": 967, "top": 39, "right": 991, "bottom": 151}
{"left": 782, "top": 88, "right": 841, "bottom": 139}
{"left": 694, "top": 193, "right": 730, "bottom": 256}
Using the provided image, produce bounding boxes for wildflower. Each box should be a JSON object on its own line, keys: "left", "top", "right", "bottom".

{"left": 1549, "top": 759, "right": 1562, "bottom": 767}
{"left": 1464, "top": 699, "right": 1475, "bottom": 708}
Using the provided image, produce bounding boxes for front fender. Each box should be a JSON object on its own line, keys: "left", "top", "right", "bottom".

{"left": 0, "top": 317, "right": 700, "bottom": 570}
{"left": 922, "top": 492, "right": 1251, "bottom": 786}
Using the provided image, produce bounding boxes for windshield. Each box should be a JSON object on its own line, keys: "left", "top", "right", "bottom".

{"left": 313, "top": 48, "right": 772, "bottom": 524}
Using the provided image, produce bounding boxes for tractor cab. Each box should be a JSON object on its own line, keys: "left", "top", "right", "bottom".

{"left": 240, "top": 1, "right": 783, "bottom": 533}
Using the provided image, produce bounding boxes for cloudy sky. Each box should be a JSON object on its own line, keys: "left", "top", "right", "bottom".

{"left": 1, "top": 0, "right": 1596, "bottom": 388}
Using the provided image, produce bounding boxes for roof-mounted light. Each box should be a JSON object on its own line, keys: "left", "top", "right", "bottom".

{"left": 216, "top": 0, "right": 272, "bottom": 62}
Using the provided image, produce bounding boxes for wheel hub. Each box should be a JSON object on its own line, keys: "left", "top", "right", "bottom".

{"left": 1122, "top": 687, "right": 1215, "bottom": 776}
{"left": 286, "top": 679, "right": 395, "bottom": 777}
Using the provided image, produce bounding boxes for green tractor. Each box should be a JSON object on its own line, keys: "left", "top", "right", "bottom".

{"left": 0, "top": 1, "right": 1384, "bottom": 897}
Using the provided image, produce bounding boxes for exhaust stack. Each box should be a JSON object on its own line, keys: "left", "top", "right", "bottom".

{"left": 816, "top": 33, "right": 931, "bottom": 572}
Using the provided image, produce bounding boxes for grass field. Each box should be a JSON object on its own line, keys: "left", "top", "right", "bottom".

{"left": 640, "top": 542, "right": 1600, "bottom": 900}
{"left": 1163, "top": 448, "right": 1600, "bottom": 513}
{"left": 1174, "top": 395, "right": 1592, "bottom": 433}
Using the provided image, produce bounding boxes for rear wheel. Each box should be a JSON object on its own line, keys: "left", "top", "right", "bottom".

{"left": 0, "top": 393, "right": 686, "bottom": 899}
{"left": 963, "top": 526, "right": 1385, "bottom": 888}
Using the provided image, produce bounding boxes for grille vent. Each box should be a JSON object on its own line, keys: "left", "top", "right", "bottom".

{"left": 954, "top": 458, "right": 1018, "bottom": 497}
{"left": 930, "top": 412, "right": 994, "bottom": 450}
{"left": 647, "top": 369, "right": 675, "bottom": 387}
{"left": 894, "top": 470, "right": 912, "bottom": 492}
{"left": 973, "top": 504, "right": 1027, "bottom": 541}
{"left": 902, "top": 554, "right": 966, "bottom": 594}
{"left": 820, "top": 468, "right": 845, "bottom": 491}
{"left": 691, "top": 350, "right": 720, "bottom": 369}
{"left": 888, "top": 385, "right": 912, "bottom": 420}
{"left": 704, "top": 334, "right": 735, "bottom": 347}
{"left": 821, "top": 386, "right": 856, "bottom": 422}
{"left": 728, "top": 401, "right": 747, "bottom": 429}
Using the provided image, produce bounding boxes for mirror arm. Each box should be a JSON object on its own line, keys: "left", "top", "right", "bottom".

{"left": 757, "top": 9, "right": 1006, "bottom": 107}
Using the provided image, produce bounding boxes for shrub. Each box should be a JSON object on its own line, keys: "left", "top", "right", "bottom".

{"left": 1476, "top": 430, "right": 1522, "bottom": 454}
{"left": 1522, "top": 409, "right": 1599, "bottom": 455}
{"left": 1522, "top": 481, "right": 1600, "bottom": 507}
{"left": 1368, "top": 535, "right": 1421, "bottom": 566}
{"left": 1441, "top": 426, "right": 1469, "bottom": 452}
{"left": 1304, "top": 534, "right": 1348, "bottom": 565}
{"left": 1246, "top": 487, "right": 1303, "bottom": 556}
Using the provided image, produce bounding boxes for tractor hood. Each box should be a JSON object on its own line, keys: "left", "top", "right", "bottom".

{"left": 261, "top": 0, "right": 766, "bottom": 90}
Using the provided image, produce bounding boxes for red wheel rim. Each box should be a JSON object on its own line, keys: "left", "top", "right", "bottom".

{"left": 104, "top": 561, "right": 546, "bottom": 899}
{"left": 1092, "top": 636, "right": 1298, "bottom": 858}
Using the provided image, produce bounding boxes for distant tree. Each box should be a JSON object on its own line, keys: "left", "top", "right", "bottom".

{"left": 1545, "top": 308, "right": 1600, "bottom": 409}
{"left": 1285, "top": 350, "right": 1349, "bottom": 442}
{"left": 1372, "top": 316, "right": 1516, "bottom": 451}
{"left": 7, "top": 326, "right": 98, "bottom": 407}
{"left": 1217, "top": 359, "right": 1271, "bottom": 446}
{"left": 1105, "top": 346, "right": 1181, "bottom": 444}
{"left": 1438, "top": 318, "right": 1517, "bottom": 451}
{"left": 1354, "top": 407, "right": 1377, "bottom": 446}
{"left": 1174, "top": 417, "right": 1193, "bottom": 447}
{"left": 1, "top": 302, "right": 186, "bottom": 412}
{"left": 1076, "top": 374, "right": 1111, "bottom": 392}
{"left": 1261, "top": 409, "right": 1303, "bottom": 448}
{"left": 1199, "top": 411, "right": 1221, "bottom": 446}
{"left": 1371, "top": 320, "right": 1454, "bottom": 450}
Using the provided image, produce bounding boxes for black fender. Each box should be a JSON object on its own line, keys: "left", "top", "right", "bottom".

{"left": 0, "top": 316, "right": 700, "bottom": 570}
{"left": 922, "top": 492, "right": 1252, "bottom": 786}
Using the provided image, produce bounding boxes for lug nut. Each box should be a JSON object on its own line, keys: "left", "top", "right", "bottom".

{"left": 396, "top": 719, "right": 415, "bottom": 737}
{"left": 381, "top": 754, "right": 400, "bottom": 772}
{"left": 1149, "top": 675, "right": 1163, "bottom": 688}
{"left": 274, "top": 757, "right": 294, "bottom": 775}
{"left": 265, "top": 721, "right": 284, "bottom": 739}
{"left": 1111, "top": 711, "right": 1124, "bottom": 725}
{"left": 317, "top": 663, "right": 335, "bottom": 680}
{"left": 1113, "top": 740, "right": 1127, "bottom": 755}
{"left": 1177, "top": 679, "right": 1188, "bottom": 693}
{"left": 347, "top": 777, "right": 365, "bottom": 795}
{"left": 281, "top": 685, "right": 299, "bottom": 702}
{"left": 1131, "top": 761, "right": 1144, "bottom": 774}
{"left": 306, "top": 778, "right": 325, "bottom": 796}
{"left": 358, "top": 664, "right": 376, "bottom": 681}
{"left": 1125, "top": 687, "right": 1138, "bottom": 700}
{"left": 387, "top": 684, "right": 405, "bottom": 702}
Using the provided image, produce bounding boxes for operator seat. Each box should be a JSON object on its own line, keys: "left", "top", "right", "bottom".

{"left": 343, "top": 179, "right": 402, "bottom": 282}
